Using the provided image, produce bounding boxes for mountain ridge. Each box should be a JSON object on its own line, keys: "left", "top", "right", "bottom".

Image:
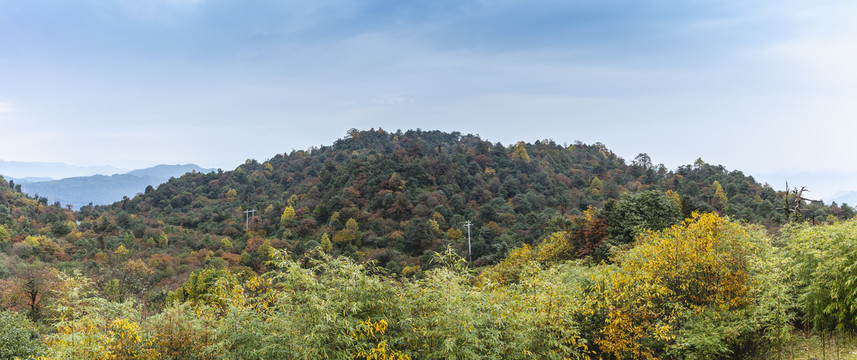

{"left": 82, "top": 128, "right": 852, "bottom": 269}
{"left": 13, "top": 164, "right": 216, "bottom": 209}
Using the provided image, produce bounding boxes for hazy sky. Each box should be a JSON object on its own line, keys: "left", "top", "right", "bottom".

{"left": 1, "top": 0, "right": 856, "bottom": 195}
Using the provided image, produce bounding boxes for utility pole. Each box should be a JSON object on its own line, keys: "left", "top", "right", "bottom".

{"left": 464, "top": 220, "right": 472, "bottom": 263}
{"left": 244, "top": 209, "right": 257, "bottom": 230}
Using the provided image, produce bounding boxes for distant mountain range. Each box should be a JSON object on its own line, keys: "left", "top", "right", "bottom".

{"left": 831, "top": 191, "right": 857, "bottom": 206}
{"left": 3, "top": 164, "right": 216, "bottom": 209}
{"left": 752, "top": 170, "right": 857, "bottom": 205}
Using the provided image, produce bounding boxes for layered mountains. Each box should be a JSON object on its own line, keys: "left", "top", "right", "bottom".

{"left": 6, "top": 164, "right": 215, "bottom": 209}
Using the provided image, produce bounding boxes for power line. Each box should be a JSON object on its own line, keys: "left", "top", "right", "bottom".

{"left": 464, "top": 220, "right": 472, "bottom": 263}
{"left": 244, "top": 209, "right": 257, "bottom": 230}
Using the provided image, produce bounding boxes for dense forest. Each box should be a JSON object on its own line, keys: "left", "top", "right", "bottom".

{"left": 1, "top": 128, "right": 856, "bottom": 359}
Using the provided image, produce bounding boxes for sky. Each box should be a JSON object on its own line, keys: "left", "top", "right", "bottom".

{"left": 1, "top": 0, "right": 856, "bottom": 198}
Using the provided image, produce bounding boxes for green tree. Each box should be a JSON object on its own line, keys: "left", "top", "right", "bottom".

{"left": 320, "top": 233, "right": 332, "bottom": 254}
{"left": 784, "top": 219, "right": 857, "bottom": 331}
{"left": 0, "top": 224, "right": 10, "bottom": 244}
{"left": 167, "top": 266, "right": 244, "bottom": 312}
{"left": 158, "top": 232, "right": 169, "bottom": 247}
{"left": 146, "top": 304, "right": 221, "bottom": 360}
{"left": 402, "top": 218, "right": 433, "bottom": 255}
{"left": 588, "top": 176, "right": 604, "bottom": 195}
{"left": 345, "top": 217, "right": 359, "bottom": 232}
{"left": 0, "top": 310, "right": 42, "bottom": 359}
{"left": 606, "top": 190, "right": 683, "bottom": 246}
{"left": 332, "top": 218, "right": 362, "bottom": 245}
{"left": 220, "top": 237, "right": 233, "bottom": 251}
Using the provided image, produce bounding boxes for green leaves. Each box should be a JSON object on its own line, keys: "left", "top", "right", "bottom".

{"left": 784, "top": 220, "right": 857, "bottom": 331}
{"left": 0, "top": 310, "right": 42, "bottom": 359}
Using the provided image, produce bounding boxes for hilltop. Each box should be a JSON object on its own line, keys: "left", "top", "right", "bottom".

{"left": 72, "top": 129, "right": 850, "bottom": 271}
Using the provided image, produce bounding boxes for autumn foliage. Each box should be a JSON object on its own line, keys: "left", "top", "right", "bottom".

{"left": 0, "top": 130, "right": 855, "bottom": 359}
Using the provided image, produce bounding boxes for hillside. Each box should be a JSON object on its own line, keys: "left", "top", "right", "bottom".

{"left": 2, "top": 128, "right": 852, "bottom": 291}
{"left": 2, "top": 129, "right": 856, "bottom": 359}
{"left": 75, "top": 129, "right": 851, "bottom": 271}
{"left": 0, "top": 176, "right": 76, "bottom": 246}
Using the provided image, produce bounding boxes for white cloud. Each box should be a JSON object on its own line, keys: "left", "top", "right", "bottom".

{"left": 0, "top": 101, "right": 17, "bottom": 114}
{"left": 761, "top": 1, "right": 857, "bottom": 86}
{"left": 769, "top": 38, "right": 857, "bottom": 85}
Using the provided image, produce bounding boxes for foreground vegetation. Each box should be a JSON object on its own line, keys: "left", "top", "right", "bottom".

{"left": 1, "top": 129, "right": 856, "bottom": 359}
{"left": 1, "top": 213, "right": 856, "bottom": 359}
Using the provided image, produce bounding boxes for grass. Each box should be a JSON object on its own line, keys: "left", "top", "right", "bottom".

{"left": 755, "top": 330, "right": 857, "bottom": 360}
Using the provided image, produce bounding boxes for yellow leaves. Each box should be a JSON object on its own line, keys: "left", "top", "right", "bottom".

{"left": 583, "top": 205, "right": 597, "bottom": 222}
{"left": 446, "top": 227, "right": 464, "bottom": 242}
{"left": 665, "top": 190, "right": 681, "bottom": 208}
{"left": 535, "top": 231, "right": 576, "bottom": 264}
{"left": 320, "top": 232, "right": 333, "bottom": 254}
{"left": 280, "top": 205, "right": 296, "bottom": 226}
{"left": 46, "top": 315, "right": 145, "bottom": 360}
{"left": 108, "top": 318, "right": 142, "bottom": 345}
{"left": 220, "top": 237, "right": 233, "bottom": 251}
{"left": 511, "top": 141, "right": 531, "bottom": 162}
{"left": 0, "top": 224, "right": 9, "bottom": 243}
{"left": 592, "top": 213, "right": 762, "bottom": 359}
{"left": 588, "top": 176, "right": 604, "bottom": 195}
{"left": 711, "top": 180, "right": 728, "bottom": 211}
{"left": 114, "top": 244, "right": 129, "bottom": 257}
{"left": 428, "top": 219, "right": 440, "bottom": 233}
{"left": 225, "top": 188, "right": 238, "bottom": 202}
{"left": 23, "top": 235, "right": 43, "bottom": 247}
{"left": 346, "top": 217, "right": 359, "bottom": 231}
{"left": 351, "top": 319, "right": 410, "bottom": 360}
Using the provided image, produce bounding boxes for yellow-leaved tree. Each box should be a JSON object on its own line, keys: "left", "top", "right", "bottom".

{"left": 333, "top": 218, "right": 362, "bottom": 245}
{"left": 0, "top": 225, "right": 9, "bottom": 244}
{"left": 589, "top": 213, "right": 771, "bottom": 360}
{"left": 511, "top": 141, "right": 531, "bottom": 162}
{"left": 280, "top": 205, "right": 296, "bottom": 227}
{"left": 711, "top": 180, "right": 728, "bottom": 211}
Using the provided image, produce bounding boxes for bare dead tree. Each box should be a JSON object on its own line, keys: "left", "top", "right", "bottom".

{"left": 781, "top": 182, "right": 791, "bottom": 220}
{"left": 781, "top": 183, "right": 817, "bottom": 222}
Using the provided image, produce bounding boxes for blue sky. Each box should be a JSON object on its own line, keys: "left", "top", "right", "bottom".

{"left": 1, "top": 0, "right": 857, "bottom": 198}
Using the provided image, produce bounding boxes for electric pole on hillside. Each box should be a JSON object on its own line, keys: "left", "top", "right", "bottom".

{"left": 464, "top": 220, "right": 472, "bottom": 263}
{"left": 244, "top": 209, "right": 257, "bottom": 230}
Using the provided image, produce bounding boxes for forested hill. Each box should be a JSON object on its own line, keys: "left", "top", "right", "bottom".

{"left": 0, "top": 176, "right": 76, "bottom": 244}
{"left": 77, "top": 128, "right": 852, "bottom": 269}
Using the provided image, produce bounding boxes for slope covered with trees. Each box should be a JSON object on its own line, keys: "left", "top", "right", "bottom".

{"left": 78, "top": 129, "right": 853, "bottom": 270}
{"left": 1, "top": 128, "right": 855, "bottom": 359}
